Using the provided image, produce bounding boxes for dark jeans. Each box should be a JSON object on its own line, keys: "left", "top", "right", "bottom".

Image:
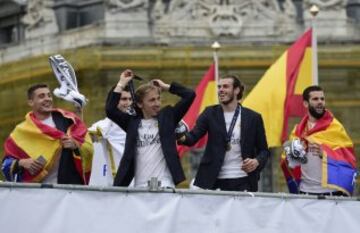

{"left": 213, "top": 177, "right": 250, "bottom": 191}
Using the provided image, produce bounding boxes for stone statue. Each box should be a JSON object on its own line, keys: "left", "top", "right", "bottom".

{"left": 22, "top": 0, "right": 58, "bottom": 39}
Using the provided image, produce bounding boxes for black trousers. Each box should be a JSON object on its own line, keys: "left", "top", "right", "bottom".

{"left": 213, "top": 177, "right": 250, "bottom": 191}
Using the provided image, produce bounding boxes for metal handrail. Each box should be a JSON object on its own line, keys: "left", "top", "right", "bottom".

{"left": 1, "top": 181, "right": 358, "bottom": 202}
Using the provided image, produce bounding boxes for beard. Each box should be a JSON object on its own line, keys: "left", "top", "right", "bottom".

{"left": 220, "top": 93, "right": 235, "bottom": 105}
{"left": 309, "top": 105, "right": 325, "bottom": 119}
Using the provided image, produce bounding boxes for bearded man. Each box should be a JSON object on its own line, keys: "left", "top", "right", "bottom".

{"left": 281, "top": 85, "right": 357, "bottom": 196}
{"left": 179, "top": 74, "right": 270, "bottom": 192}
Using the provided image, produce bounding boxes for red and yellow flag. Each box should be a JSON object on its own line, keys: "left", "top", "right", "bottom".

{"left": 243, "top": 29, "right": 313, "bottom": 147}
{"left": 281, "top": 110, "right": 356, "bottom": 195}
{"left": 178, "top": 64, "right": 218, "bottom": 156}
{"left": 4, "top": 109, "right": 93, "bottom": 183}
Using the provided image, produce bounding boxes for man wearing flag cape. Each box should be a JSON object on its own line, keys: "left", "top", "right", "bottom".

{"left": 2, "top": 84, "right": 93, "bottom": 184}
{"left": 282, "top": 85, "right": 357, "bottom": 196}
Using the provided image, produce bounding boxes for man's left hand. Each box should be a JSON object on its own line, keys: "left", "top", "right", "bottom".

{"left": 61, "top": 135, "right": 78, "bottom": 150}
{"left": 242, "top": 158, "right": 259, "bottom": 173}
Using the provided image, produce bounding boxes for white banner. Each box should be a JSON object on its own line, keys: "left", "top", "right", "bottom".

{"left": 0, "top": 183, "right": 359, "bottom": 233}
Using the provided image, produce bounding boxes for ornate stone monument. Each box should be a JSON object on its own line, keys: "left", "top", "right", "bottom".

{"left": 151, "top": 0, "right": 298, "bottom": 41}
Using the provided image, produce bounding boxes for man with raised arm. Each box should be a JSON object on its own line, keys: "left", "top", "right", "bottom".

{"left": 106, "top": 70, "right": 195, "bottom": 188}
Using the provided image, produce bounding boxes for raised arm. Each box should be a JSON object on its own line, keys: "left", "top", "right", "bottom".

{"left": 150, "top": 79, "right": 195, "bottom": 124}
{"left": 169, "top": 82, "right": 196, "bottom": 124}
{"left": 105, "top": 69, "right": 134, "bottom": 131}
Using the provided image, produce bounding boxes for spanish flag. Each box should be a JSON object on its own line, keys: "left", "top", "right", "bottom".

{"left": 281, "top": 110, "right": 357, "bottom": 196}
{"left": 243, "top": 29, "right": 313, "bottom": 147}
{"left": 3, "top": 109, "right": 93, "bottom": 184}
{"left": 177, "top": 64, "right": 218, "bottom": 156}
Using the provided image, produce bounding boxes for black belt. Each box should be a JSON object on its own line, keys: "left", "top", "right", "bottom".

{"left": 299, "top": 190, "right": 347, "bottom": 197}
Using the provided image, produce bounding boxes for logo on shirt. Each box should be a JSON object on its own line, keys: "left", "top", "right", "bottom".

{"left": 137, "top": 133, "right": 161, "bottom": 147}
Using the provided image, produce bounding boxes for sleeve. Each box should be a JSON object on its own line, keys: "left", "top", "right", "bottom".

{"left": 254, "top": 113, "right": 270, "bottom": 171}
{"left": 105, "top": 87, "right": 133, "bottom": 132}
{"left": 180, "top": 108, "right": 209, "bottom": 146}
{"left": 168, "top": 82, "right": 196, "bottom": 124}
{"left": 1, "top": 156, "right": 23, "bottom": 182}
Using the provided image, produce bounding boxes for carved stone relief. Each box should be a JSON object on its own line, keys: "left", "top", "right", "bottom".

{"left": 105, "top": 0, "right": 148, "bottom": 13}
{"left": 152, "top": 0, "right": 297, "bottom": 38}
{"left": 22, "top": 0, "right": 58, "bottom": 39}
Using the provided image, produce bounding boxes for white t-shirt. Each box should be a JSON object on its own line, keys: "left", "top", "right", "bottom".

{"left": 135, "top": 118, "right": 174, "bottom": 188}
{"left": 300, "top": 151, "right": 335, "bottom": 193}
{"left": 218, "top": 110, "right": 248, "bottom": 179}
{"left": 41, "top": 114, "right": 59, "bottom": 184}
{"left": 88, "top": 118, "right": 127, "bottom": 186}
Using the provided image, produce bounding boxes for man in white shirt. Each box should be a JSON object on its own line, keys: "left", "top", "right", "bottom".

{"left": 106, "top": 69, "right": 195, "bottom": 188}
{"left": 179, "top": 75, "right": 269, "bottom": 191}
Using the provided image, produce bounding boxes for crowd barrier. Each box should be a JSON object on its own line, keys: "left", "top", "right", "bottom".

{"left": 1, "top": 182, "right": 359, "bottom": 233}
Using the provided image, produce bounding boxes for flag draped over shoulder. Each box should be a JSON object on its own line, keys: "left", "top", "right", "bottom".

{"left": 281, "top": 110, "right": 357, "bottom": 196}
{"left": 4, "top": 109, "right": 93, "bottom": 183}
{"left": 177, "top": 64, "right": 218, "bottom": 156}
{"left": 243, "top": 29, "right": 313, "bottom": 147}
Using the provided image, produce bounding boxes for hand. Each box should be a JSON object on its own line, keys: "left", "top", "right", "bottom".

{"left": 19, "top": 158, "right": 45, "bottom": 175}
{"left": 117, "top": 69, "right": 134, "bottom": 88}
{"left": 241, "top": 158, "right": 259, "bottom": 173}
{"left": 151, "top": 79, "right": 170, "bottom": 92}
{"left": 61, "top": 135, "right": 78, "bottom": 150}
{"left": 308, "top": 143, "right": 322, "bottom": 157}
{"left": 176, "top": 135, "right": 186, "bottom": 144}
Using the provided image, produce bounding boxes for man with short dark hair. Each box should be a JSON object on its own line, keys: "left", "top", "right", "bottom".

{"left": 282, "top": 85, "right": 357, "bottom": 196}
{"left": 2, "top": 84, "right": 93, "bottom": 184}
{"left": 179, "top": 75, "right": 270, "bottom": 191}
